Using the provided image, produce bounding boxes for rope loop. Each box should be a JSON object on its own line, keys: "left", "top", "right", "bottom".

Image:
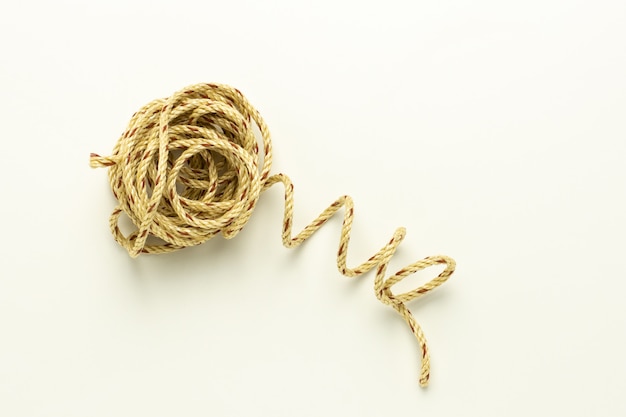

{"left": 90, "top": 83, "right": 272, "bottom": 256}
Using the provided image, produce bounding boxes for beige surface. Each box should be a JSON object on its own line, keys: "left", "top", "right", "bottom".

{"left": 2, "top": 1, "right": 626, "bottom": 416}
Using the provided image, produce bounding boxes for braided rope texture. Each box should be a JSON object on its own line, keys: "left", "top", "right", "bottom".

{"left": 90, "top": 83, "right": 456, "bottom": 387}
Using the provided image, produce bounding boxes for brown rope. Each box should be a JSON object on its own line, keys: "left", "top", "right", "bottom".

{"left": 90, "top": 83, "right": 456, "bottom": 387}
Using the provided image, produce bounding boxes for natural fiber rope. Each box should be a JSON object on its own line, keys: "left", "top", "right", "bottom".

{"left": 90, "top": 83, "right": 456, "bottom": 387}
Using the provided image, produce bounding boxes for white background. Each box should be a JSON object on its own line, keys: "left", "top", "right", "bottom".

{"left": 1, "top": 1, "right": 625, "bottom": 415}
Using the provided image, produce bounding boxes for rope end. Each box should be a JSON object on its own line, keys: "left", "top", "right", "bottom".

{"left": 90, "top": 153, "right": 117, "bottom": 168}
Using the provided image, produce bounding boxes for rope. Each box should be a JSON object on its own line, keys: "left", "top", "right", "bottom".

{"left": 90, "top": 83, "right": 456, "bottom": 387}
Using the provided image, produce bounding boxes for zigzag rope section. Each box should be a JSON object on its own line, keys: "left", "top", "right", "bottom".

{"left": 263, "top": 173, "right": 455, "bottom": 386}
{"left": 90, "top": 82, "right": 456, "bottom": 387}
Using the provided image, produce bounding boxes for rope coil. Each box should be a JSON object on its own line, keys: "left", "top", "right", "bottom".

{"left": 90, "top": 83, "right": 455, "bottom": 387}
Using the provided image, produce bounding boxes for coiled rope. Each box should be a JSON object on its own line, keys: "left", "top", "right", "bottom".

{"left": 90, "top": 83, "right": 456, "bottom": 387}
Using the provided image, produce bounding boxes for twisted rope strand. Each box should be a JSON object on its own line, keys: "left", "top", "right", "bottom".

{"left": 264, "top": 173, "right": 455, "bottom": 386}
{"left": 90, "top": 83, "right": 456, "bottom": 386}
